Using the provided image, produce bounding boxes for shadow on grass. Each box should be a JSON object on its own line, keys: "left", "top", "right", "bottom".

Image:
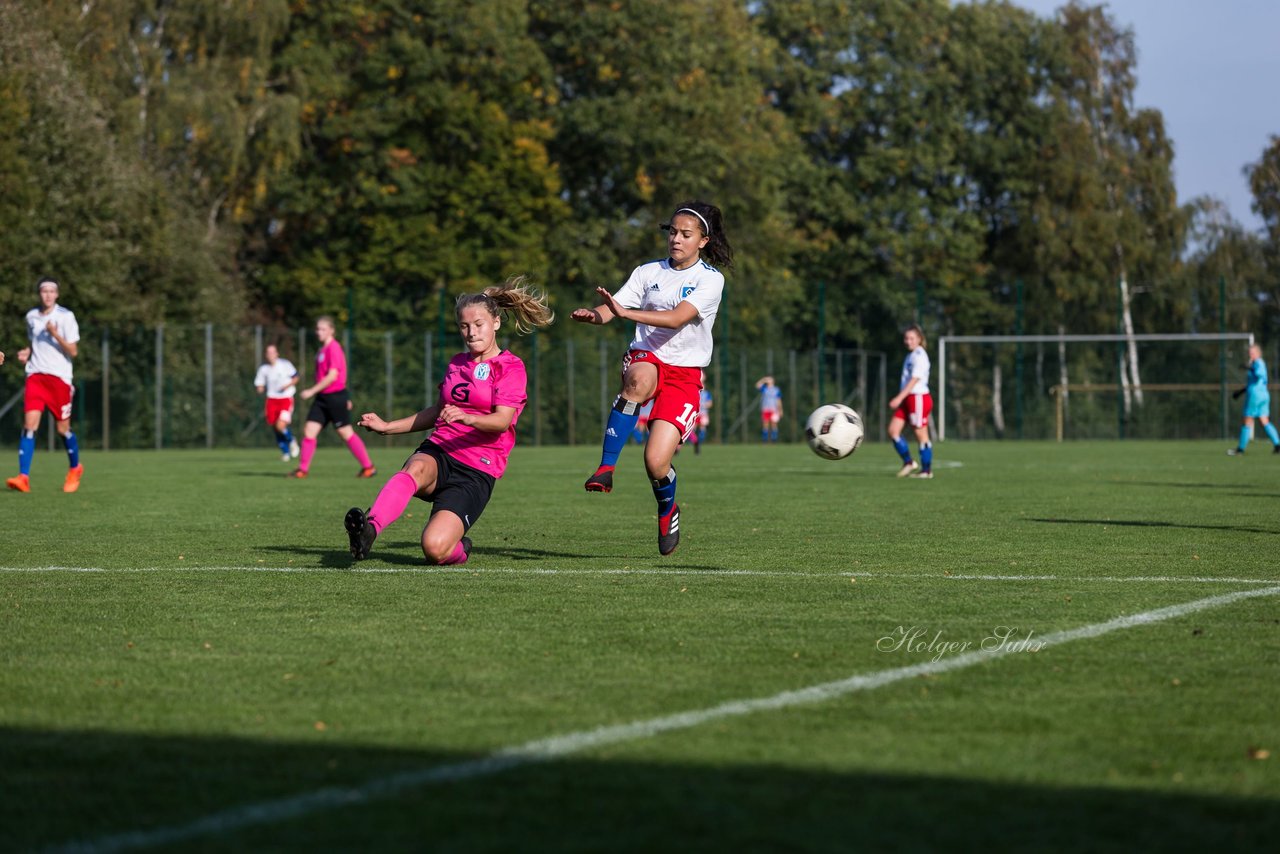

{"left": 1119, "top": 481, "right": 1277, "bottom": 492}
{"left": 1027, "top": 518, "right": 1280, "bottom": 535}
{"left": 254, "top": 544, "right": 728, "bottom": 572}
{"left": 6, "top": 726, "right": 1275, "bottom": 852}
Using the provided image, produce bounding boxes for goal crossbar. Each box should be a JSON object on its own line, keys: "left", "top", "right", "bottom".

{"left": 937, "top": 332, "right": 1255, "bottom": 440}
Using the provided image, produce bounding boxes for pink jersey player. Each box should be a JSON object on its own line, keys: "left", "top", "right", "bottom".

{"left": 344, "top": 277, "right": 554, "bottom": 566}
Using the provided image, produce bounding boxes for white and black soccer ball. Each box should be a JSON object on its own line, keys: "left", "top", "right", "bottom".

{"left": 805, "top": 404, "right": 864, "bottom": 460}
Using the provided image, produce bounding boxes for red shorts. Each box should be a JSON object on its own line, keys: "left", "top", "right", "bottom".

{"left": 265, "top": 397, "right": 295, "bottom": 425}
{"left": 893, "top": 393, "right": 933, "bottom": 428}
{"left": 761, "top": 409, "right": 780, "bottom": 426}
{"left": 623, "top": 350, "right": 703, "bottom": 442}
{"left": 25, "top": 374, "right": 74, "bottom": 421}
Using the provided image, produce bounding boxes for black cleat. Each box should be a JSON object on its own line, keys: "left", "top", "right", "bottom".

{"left": 460, "top": 536, "right": 473, "bottom": 560}
{"left": 1274, "top": 444, "right": 1280, "bottom": 454}
{"left": 584, "top": 466, "right": 614, "bottom": 493}
{"left": 658, "top": 503, "right": 680, "bottom": 556}
{"left": 1226, "top": 448, "right": 1245, "bottom": 456}
{"left": 344, "top": 507, "right": 376, "bottom": 560}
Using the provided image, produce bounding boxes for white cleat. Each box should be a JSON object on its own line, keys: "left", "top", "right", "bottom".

{"left": 897, "top": 460, "right": 920, "bottom": 478}
{"left": 910, "top": 470, "right": 934, "bottom": 479}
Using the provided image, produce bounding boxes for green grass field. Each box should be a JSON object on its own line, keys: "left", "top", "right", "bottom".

{"left": 3, "top": 439, "right": 1279, "bottom": 851}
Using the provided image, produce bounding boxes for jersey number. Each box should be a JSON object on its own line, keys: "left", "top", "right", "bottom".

{"left": 674, "top": 403, "right": 696, "bottom": 428}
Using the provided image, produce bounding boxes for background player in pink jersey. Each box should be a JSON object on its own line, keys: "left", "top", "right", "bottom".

{"left": 571, "top": 200, "right": 734, "bottom": 555}
{"left": 291, "top": 316, "right": 376, "bottom": 479}
{"left": 7, "top": 278, "right": 83, "bottom": 494}
{"left": 344, "top": 277, "right": 553, "bottom": 565}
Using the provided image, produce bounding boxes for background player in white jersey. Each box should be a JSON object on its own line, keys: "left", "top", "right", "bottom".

{"left": 7, "top": 278, "right": 83, "bottom": 493}
{"left": 571, "top": 200, "right": 734, "bottom": 555}
{"left": 888, "top": 324, "right": 934, "bottom": 479}
{"left": 345, "top": 277, "right": 553, "bottom": 565}
{"left": 756, "top": 375, "right": 783, "bottom": 442}
{"left": 254, "top": 344, "right": 300, "bottom": 461}
{"left": 1226, "top": 343, "right": 1279, "bottom": 455}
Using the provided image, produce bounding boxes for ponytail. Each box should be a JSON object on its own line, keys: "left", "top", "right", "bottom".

{"left": 456, "top": 275, "right": 555, "bottom": 335}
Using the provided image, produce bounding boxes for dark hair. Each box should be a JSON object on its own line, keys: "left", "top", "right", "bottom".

{"left": 661, "top": 200, "right": 734, "bottom": 271}
{"left": 456, "top": 275, "right": 555, "bottom": 335}
{"left": 904, "top": 323, "right": 927, "bottom": 349}
{"left": 36, "top": 276, "right": 59, "bottom": 292}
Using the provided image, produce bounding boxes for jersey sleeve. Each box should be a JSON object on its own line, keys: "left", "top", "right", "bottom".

{"left": 911, "top": 351, "right": 931, "bottom": 381}
{"left": 254, "top": 365, "right": 268, "bottom": 387}
{"left": 492, "top": 358, "right": 528, "bottom": 410}
{"left": 680, "top": 270, "right": 724, "bottom": 320}
{"left": 613, "top": 266, "right": 649, "bottom": 310}
{"left": 62, "top": 311, "right": 80, "bottom": 345}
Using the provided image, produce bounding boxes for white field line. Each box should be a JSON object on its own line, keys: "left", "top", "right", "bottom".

{"left": 49, "top": 584, "right": 1280, "bottom": 854}
{"left": 2, "top": 565, "right": 1277, "bottom": 585}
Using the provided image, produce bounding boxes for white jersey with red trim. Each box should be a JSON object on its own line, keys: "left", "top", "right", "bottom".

{"left": 613, "top": 258, "right": 724, "bottom": 368}
{"left": 25, "top": 304, "right": 79, "bottom": 384}
{"left": 900, "top": 346, "right": 930, "bottom": 396}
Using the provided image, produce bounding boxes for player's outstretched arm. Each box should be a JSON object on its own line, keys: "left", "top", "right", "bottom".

{"left": 593, "top": 286, "right": 697, "bottom": 330}
{"left": 17, "top": 347, "right": 31, "bottom": 364}
{"left": 359, "top": 404, "right": 440, "bottom": 435}
{"left": 570, "top": 304, "right": 615, "bottom": 325}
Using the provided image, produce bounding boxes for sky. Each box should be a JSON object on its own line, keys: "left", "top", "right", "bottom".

{"left": 1010, "top": 0, "right": 1279, "bottom": 231}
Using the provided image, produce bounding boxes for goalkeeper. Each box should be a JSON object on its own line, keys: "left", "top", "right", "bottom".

{"left": 1227, "top": 344, "right": 1279, "bottom": 456}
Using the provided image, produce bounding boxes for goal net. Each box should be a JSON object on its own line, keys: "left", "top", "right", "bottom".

{"left": 937, "top": 333, "right": 1257, "bottom": 441}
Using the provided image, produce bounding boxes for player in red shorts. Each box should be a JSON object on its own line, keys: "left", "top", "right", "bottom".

{"left": 254, "top": 344, "right": 300, "bottom": 462}
{"left": 7, "top": 278, "right": 83, "bottom": 493}
{"left": 572, "top": 200, "right": 734, "bottom": 555}
{"left": 888, "top": 324, "right": 935, "bottom": 479}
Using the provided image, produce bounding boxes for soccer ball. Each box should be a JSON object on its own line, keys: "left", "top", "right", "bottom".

{"left": 805, "top": 404, "right": 864, "bottom": 460}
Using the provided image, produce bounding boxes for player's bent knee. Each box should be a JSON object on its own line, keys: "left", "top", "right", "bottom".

{"left": 421, "top": 531, "right": 456, "bottom": 564}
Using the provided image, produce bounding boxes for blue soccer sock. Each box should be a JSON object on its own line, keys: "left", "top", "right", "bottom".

{"left": 893, "top": 436, "right": 912, "bottom": 464}
{"left": 1265, "top": 423, "right": 1280, "bottom": 447}
{"left": 281, "top": 426, "right": 294, "bottom": 445}
{"left": 600, "top": 397, "right": 642, "bottom": 468}
{"left": 920, "top": 441, "right": 933, "bottom": 472}
{"left": 652, "top": 467, "right": 677, "bottom": 518}
{"left": 61, "top": 431, "right": 80, "bottom": 469}
{"left": 18, "top": 429, "right": 35, "bottom": 475}
{"left": 274, "top": 429, "right": 290, "bottom": 454}
{"left": 1239, "top": 425, "right": 1252, "bottom": 451}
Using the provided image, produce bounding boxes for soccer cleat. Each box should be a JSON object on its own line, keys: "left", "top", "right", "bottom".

{"left": 910, "top": 470, "right": 934, "bottom": 479}
{"left": 6, "top": 474, "right": 30, "bottom": 493}
{"left": 289, "top": 439, "right": 300, "bottom": 459}
{"left": 1274, "top": 444, "right": 1280, "bottom": 454}
{"left": 658, "top": 503, "right": 680, "bottom": 556}
{"left": 357, "top": 466, "right": 378, "bottom": 478}
{"left": 460, "top": 536, "right": 473, "bottom": 560}
{"left": 1226, "top": 448, "right": 1245, "bottom": 456}
{"left": 63, "top": 465, "right": 84, "bottom": 493}
{"left": 897, "top": 460, "right": 920, "bottom": 477}
{"left": 281, "top": 452, "right": 292, "bottom": 463}
{"left": 584, "top": 465, "right": 615, "bottom": 493}
{"left": 344, "top": 507, "right": 377, "bottom": 561}
{"left": 288, "top": 468, "right": 308, "bottom": 478}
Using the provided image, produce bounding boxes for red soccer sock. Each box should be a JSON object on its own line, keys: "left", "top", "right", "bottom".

{"left": 368, "top": 471, "right": 417, "bottom": 534}
{"left": 299, "top": 437, "right": 318, "bottom": 472}
{"left": 346, "top": 432, "right": 373, "bottom": 468}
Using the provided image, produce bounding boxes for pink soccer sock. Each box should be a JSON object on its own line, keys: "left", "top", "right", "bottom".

{"left": 438, "top": 539, "right": 469, "bottom": 566}
{"left": 346, "top": 432, "right": 373, "bottom": 468}
{"left": 299, "top": 437, "right": 317, "bottom": 472}
{"left": 368, "top": 471, "right": 417, "bottom": 534}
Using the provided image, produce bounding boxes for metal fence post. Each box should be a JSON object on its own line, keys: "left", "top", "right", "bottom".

{"left": 788, "top": 349, "right": 798, "bottom": 443}
{"left": 205, "top": 323, "right": 214, "bottom": 448}
{"left": 155, "top": 325, "right": 164, "bottom": 450}
{"left": 566, "top": 338, "right": 575, "bottom": 445}
{"left": 425, "top": 332, "right": 433, "bottom": 407}
{"left": 102, "top": 328, "right": 110, "bottom": 452}
{"left": 385, "top": 331, "right": 394, "bottom": 446}
{"left": 740, "top": 351, "right": 748, "bottom": 444}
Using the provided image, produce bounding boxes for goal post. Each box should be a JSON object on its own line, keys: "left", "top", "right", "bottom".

{"left": 937, "top": 332, "right": 1256, "bottom": 441}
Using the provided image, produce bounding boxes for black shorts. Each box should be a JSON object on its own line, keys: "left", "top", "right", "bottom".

{"left": 412, "top": 440, "right": 495, "bottom": 532}
{"left": 307, "top": 390, "right": 352, "bottom": 428}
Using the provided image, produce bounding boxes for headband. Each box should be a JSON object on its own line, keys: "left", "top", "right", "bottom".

{"left": 675, "top": 207, "right": 711, "bottom": 236}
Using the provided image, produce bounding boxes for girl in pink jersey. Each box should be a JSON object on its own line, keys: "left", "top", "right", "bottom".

{"left": 571, "top": 200, "right": 734, "bottom": 556}
{"left": 344, "top": 277, "right": 554, "bottom": 565}
{"left": 292, "top": 316, "right": 377, "bottom": 479}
